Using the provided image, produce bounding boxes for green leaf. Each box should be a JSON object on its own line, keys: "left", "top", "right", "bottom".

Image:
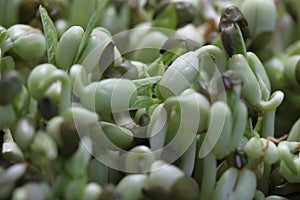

{"left": 130, "top": 96, "right": 161, "bottom": 109}
{"left": 73, "top": 0, "right": 110, "bottom": 63}
{"left": 132, "top": 76, "right": 161, "bottom": 88}
{"left": 147, "top": 47, "right": 185, "bottom": 76}
{"left": 233, "top": 23, "right": 247, "bottom": 56}
{"left": 39, "top": 5, "right": 58, "bottom": 65}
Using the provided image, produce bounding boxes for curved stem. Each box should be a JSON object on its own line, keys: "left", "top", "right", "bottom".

{"left": 39, "top": 71, "right": 71, "bottom": 114}
{"left": 256, "top": 91, "right": 284, "bottom": 138}
{"left": 256, "top": 91, "right": 284, "bottom": 111}
{"left": 195, "top": 45, "right": 226, "bottom": 72}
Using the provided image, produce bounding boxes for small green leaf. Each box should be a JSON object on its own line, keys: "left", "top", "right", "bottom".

{"left": 130, "top": 96, "right": 161, "bottom": 109}
{"left": 74, "top": 0, "right": 110, "bottom": 63}
{"left": 148, "top": 49, "right": 184, "bottom": 76}
{"left": 132, "top": 76, "right": 161, "bottom": 88}
{"left": 233, "top": 23, "right": 247, "bottom": 56}
{"left": 39, "top": 5, "right": 58, "bottom": 65}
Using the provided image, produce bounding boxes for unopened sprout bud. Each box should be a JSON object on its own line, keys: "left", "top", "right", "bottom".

{"left": 81, "top": 183, "right": 102, "bottom": 200}
{"left": 56, "top": 26, "right": 84, "bottom": 70}
{"left": 244, "top": 137, "right": 264, "bottom": 160}
{"left": 145, "top": 160, "right": 199, "bottom": 200}
{"left": 244, "top": 137, "right": 278, "bottom": 164}
{"left": 123, "top": 145, "right": 156, "bottom": 173}
{"left": 116, "top": 174, "right": 148, "bottom": 200}
{"left": 7, "top": 24, "right": 46, "bottom": 62}
{"left": 148, "top": 160, "right": 184, "bottom": 192}
{"left": 260, "top": 138, "right": 278, "bottom": 164}
{"left": 81, "top": 78, "right": 138, "bottom": 113}
{"left": 13, "top": 118, "right": 35, "bottom": 151}
{"left": 30, "top": 131, "right": 58, "bottom": 165}
{"left": 147, "top": 160, "right": 199, "bottom": 199}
